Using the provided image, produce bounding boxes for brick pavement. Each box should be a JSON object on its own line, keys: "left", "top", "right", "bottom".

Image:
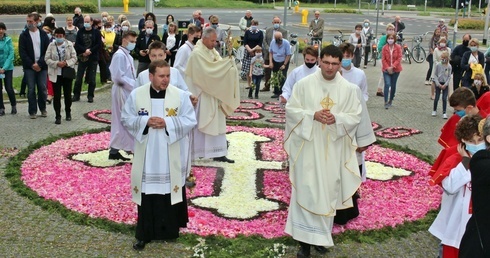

{"left": 0, "top": 55, "right": 444, "bottom": 256}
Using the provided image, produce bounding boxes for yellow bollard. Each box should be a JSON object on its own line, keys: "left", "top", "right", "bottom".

{"left": 123, "top": 0, "right": 129, "bottom": 13}
{"left": 294, "top": 1, "right": 300, "bottom": 13}
{"left": 301, "top": 9, "right": 308, "bottom": 25}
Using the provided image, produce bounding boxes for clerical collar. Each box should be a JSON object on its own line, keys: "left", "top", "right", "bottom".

{"left": 150, "top": 86, "right": 166, "bottom": 98}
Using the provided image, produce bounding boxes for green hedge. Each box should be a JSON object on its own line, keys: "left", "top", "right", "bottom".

{"left": 449, "top": 18, "right": 485, "bottom": 30}
{"left": 0, "top": 3, "right": 97, "bottom": 14}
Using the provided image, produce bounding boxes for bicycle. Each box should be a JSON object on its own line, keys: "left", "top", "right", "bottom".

{"left": 370, "top": 36, "right": 378, "bottom": 66}
{"left": 396, "top": 31, "right": 411, "bottom": 64}
{"left": 331, "top": 30, "right": 345, "bottom": 47}
{"left": 410, "top": 32, "right": 429, "bottom": 63}
{"left": 289, "top": 33, "right": 299, "bottom": 64}
{"left": 307, "top": 30, "right": 322, "bottom": 57}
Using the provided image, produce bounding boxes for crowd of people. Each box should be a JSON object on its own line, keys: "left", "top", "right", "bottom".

{"left": 2, "top": 8, "right": 490, "bottom": 258}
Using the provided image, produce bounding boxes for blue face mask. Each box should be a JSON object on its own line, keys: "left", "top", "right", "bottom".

{"left": 465, "top": 142, "right": 487, "bottom": 155}
{"left": 84, "top": 23, "right": 91, "bottom": 29}
{"left": 341, "top": 58, "right": 352, "bottom": 68}
{"left": 273, "top": 24, "right": 280, "bottom": 29}
{"left": 455, "top": 109, "right": 466, "bottom": 117}
{"left": 55, "top": 38, "right": 64, "bottom": 44}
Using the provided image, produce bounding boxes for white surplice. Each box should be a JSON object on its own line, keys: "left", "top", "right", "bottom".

{"left": 174, "top": 41, "right": 194, "bottom": 79}
{"left": 109, "top": 47, "right": 136, "bottom": 151}
{"left": 121, "top": 84, "right": 197, "bottom": 205}
{"left": 341, "top": 65, "right": 375, "bottom": 181}
{"left": 281, "top": 64, "right": 319, "bottom": 101}
{"left": 284, "top": 71, "right": 362, "bottom": 247}
{"left": 429, "top": 162, "right": 472, "bottom": 248}
{"left": 136, "top": 67, "right": 189, "bottom": 91}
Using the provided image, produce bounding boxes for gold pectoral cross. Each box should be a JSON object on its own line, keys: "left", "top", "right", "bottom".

{"left": 173, "top": 185, "right": 180, "bottom": 193}
{"left": 133, "top": 186, "right": 139, "bottom": 194}
{"left": 320, "top": 93, "right": 335, "bottom": 130}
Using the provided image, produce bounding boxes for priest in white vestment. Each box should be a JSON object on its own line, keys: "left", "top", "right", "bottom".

{"left": 174, "top": 25, "right": 201, "bottom": 79}
{"left": 108, "top": 30, "right": 138, "bottom": 161}
{"left": 136, "top": 40, "right": 188, "bottom": 91}
{"left": 284, "top": 45, "right": 362, "bottom": 257}
{"left": 185, "top": 28, "right": 240, "bottom": 163}
{"left": 121, "top": 60, "right": 197, "bottom": 251}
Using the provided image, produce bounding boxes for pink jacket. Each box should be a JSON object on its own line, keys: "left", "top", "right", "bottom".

{"left": 381, "top": 43, "right": 403, "bottom": 73}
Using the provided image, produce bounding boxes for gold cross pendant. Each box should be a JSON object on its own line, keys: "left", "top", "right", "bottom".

{"left": 133, "top": 186, "right": 139, "bottom": 194}
{"left": 173, "top": 185, "right": 180, "bottom": 193}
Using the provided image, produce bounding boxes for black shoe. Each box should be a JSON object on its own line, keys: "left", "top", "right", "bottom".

{"left": 0, "top": 109, "right": 5, "bottom": 116}
{"left": 260, "top": 88, "right": 270, "bottom": 92}
{"left": 314, "top": 245, "right": 329, "bottom": 254}
{"left": 72, "top": 96, "right": 80, "bottom": 102}
{"left": 133, "top": 240, "right": 147, "bottom": 251}
{"left": 88, "top": 97, "right": 94, "bottom": 103}
{"left": 11, "top": 106, "right": 17, "bottom": 115}
{"left": 55, "top": 118, "right": 61, "bottom": 125}
{"left": 271, "top": 94, "right": 279, "bottom": 98}
{"left": 66, "top": 115, "right": 72, "bottom": 121}
{"left": 19, "top": 93, "right": 26, "bottom": 98}
{"left": 248, "top": 95, "right": 253, "bottom": 99}
{"left": 46, "top": 99, "right": 52, "bottom": 105}
{"left": 376, "top": 92, "right": 384, "bottom": 97}
{"left": 297, "top": 242, "right": 311, "bottom": 257}
{"left": 213, "top": 156, "right": 235, "bottom": 163}
{"left": 108, "top": 152, "right": 131, "bottom": 161}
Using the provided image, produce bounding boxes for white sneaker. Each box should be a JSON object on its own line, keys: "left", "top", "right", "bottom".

{"left": 431, "top": 111, "right": 437, "bottom": 117}
{"left": 425, "top": 80, "right": 430, "bottom": 85}
{"left": 443, "top": 113, "right": 448, "bottom": 119}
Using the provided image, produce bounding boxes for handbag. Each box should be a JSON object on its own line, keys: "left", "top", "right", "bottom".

{"left": 62, "top": 67, "right": 76, "bottom": 79}
{"left": 56, "top": 44, "right": 77, "bottom": 79}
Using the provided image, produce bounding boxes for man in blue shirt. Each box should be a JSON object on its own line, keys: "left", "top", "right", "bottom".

{"left": 269, "top": 31, "right": 291, "bottom": 98}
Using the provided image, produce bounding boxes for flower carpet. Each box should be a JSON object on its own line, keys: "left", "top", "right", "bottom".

{"left": 19, "top": 122, "right": 441, "bottom": 239}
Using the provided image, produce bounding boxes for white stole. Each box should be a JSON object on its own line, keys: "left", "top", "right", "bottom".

{"left": 132, "top": 84, "right": 183, "bottom": 205}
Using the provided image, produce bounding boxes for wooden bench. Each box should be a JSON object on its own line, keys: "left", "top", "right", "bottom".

{"left": 407, "top": 4, "right": 417, "bottom": 10}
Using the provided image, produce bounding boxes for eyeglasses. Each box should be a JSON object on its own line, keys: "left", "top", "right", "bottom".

{"left": 322, "top": 61, "right": 340, "bottom": 67}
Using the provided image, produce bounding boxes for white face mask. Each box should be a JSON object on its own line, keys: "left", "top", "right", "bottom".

{"left": 439, "top": 43, "right": 446, "bottom": 48}
{"left": 146, "top": 28, "right": 153, "bottom": 35}
{"left": 126, "top": 42, "right": 136, "bottom": 51}
{"left": 122, "top": 26, "right": 129, "bottom": 31}
{"left": 474, "top": 79, "right": 482, "bottom": 86}
{"left": 105, "top": 28, "right": 112, "bottom": 32}
{"left": 256, "top": 53, "right": 262, "bottom": 58}
{"left": 387, "top": 39, "right": 395, "bottom": 44}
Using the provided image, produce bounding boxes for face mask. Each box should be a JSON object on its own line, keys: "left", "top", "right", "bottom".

{"left": 255, "top": 53, "right": 262, "bottom": 58}
{"left": 441, "top": 59, "right": 448, "bottom": 64}
{"left": 146, "top": 28, "right": 153, "bottom": 35}
{"left": 439, "top": 43, "right": 446, "bottom": 48}
{"left": 455, "top": 109, "right": 466, "bottom": 117}
{"left": 305, "top": 62, "right": 316, "bottom": 69}
{"left": 27, "top": 23, "right": 35, "bottom": 29}
{"left": 251, "top": 26, "right": 258, "bottom": 31}
{"left": 122, "top": 26, "right": 129, "bottom": 32}
{"left": 470, "top": 46, "right": 478, "bottom": 52}
{"left": 84, "top": 23, "right": 91, "bottom": 29}
{"left": 463, "top": 40, "right": 469, "bottom": 46}
{"left": 47, "top": 34, "right": 52, "bottom": 39}
{"left": 192, "top": 37, "right": 200, "bottom": 45}
{"left": 474, "top": 80, "right": 482, "bottom": 86}
{"left": 387, "top": 39, "right": 395, "bottom": 45}
{"left": 55, "top": 38, "right": 64, "bottom": 44}
{"left": 211, "top": 25, "right": 218, "bottom": 29}
{"left": 465, "top": 142, "right": 486, "bottom": 155}
{"left": 355, "top": 30, "right": 361, "bottom": 34}
{"left": 126, "top": 42, "right": 136, "bottom": 51}
{"left": 364, "top": 23, "right": 369, "bottom": 27}
{"left": 102, "top": 17, "right": 107, "bottom": 23}
{"left": 105, "top": 28, "right": 112, "bottom": 32}
{"left": 273, "top": 24, "right": 280, "bottom": 29}
{"left": 276, "top": 39, "right": 282, "bottom": 45}
{"left": 341, "top": 58, "right": 352, "bottom": 68}
{"left": 38, "top": 22, "right": 42, "bottom": 27}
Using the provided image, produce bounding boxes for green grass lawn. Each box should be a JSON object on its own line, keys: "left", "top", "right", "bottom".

{"left": 2, "top": 74, "right": 107, "bottom": 101}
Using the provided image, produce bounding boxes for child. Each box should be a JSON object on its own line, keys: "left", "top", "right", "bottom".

{"left": 459, "top": 117, "right": 490, "bottom": 257}
{"left": 432, "top": 51, "right": 452, "bottom": 119}
{"left": 248, "top": 46, "right": 269, "bottom": 99}
{"left": 429, "top": 115, "right": 484, "bottom": 258}
{"left": 470, "top": 73, "right": 490, "bottom": 100}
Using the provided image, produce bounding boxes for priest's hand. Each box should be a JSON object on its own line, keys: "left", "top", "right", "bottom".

{"left": 356, "top": 146, "right": 369, "bottom": 153}
{"left": 324, "top": 110, "right": 336, "bottom": 125}
{"left": 190, "top": 95, "right": 198, "bottom": 107}
{"left": 314, "top": 109, "right": 333, "bottom": 124}
{"left": 147, "top": 117, "right": 166, "bottom": 129}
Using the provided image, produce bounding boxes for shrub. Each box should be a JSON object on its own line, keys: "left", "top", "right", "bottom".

{"left": 448, "top": 18, "right": 484, "bottom": 30}
{"left": 0, "top": 3, "right": 97, "bottom": 14}
{"left": 323, "top": 8, "right": 359, "bottom": 14}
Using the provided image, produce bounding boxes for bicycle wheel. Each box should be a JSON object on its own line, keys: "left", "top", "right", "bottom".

{"left": 404, "top": 49, "right": 412, "bottom": 64}
{"left": 411, "top": 46, "right": 426, "bottom": 63}
{"left": 372, "top": 51, "right": 377, "bottom": 67}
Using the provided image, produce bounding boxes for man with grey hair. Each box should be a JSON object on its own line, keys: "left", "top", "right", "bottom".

{"left": 73, "top": 7, "right": 83, "bottom": 29}
{"left": 185, "top": 28, "right": 240, "bottom": 163}
{"left": 135, "top": 20, "right": 160, "bottom": 74}
{"left": 309, "top": 11, "right": 324, "bottom": 42}
{"left": 261, "top": 16, "right": 287, "bottom": 92}
{"left": 238, "top": 10, "right": 253, "bottom": 35}
{"left": 269, "top": 31, "right": 291, "bottom": 99}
